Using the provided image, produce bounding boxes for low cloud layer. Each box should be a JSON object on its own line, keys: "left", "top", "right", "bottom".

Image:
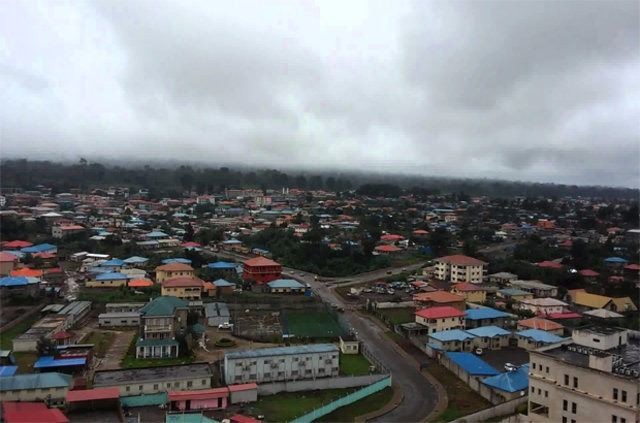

{"left": 1, "top": 0, "right": 638, "bottom": 187}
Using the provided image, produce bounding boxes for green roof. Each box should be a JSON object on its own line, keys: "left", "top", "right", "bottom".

{"left": 0, "top": 372, "right": 72, "bottom": 391}
{"left": 140, "top": 296, "right": 189, "bottom": 317}
{"left": 121, "top": 392, "right": 168, "bottom": 407}
{"left": 136, "top": 338, "right": 180, "bottom": 347}
{"left": 166, "top": 413, "right": 219, "bottom": 423}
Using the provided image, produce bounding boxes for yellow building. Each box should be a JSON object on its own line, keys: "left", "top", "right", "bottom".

{"left": 161, "top": 277, "right": 204, "bottom": 300}
{"left": 86, "top": 272, "right": 129, "bottom": 288}
{"left": 155, "top": 262, "right": 194, "bottom": 283}
{"left": 450, "top": 282, "right": 487, "bottom": 303}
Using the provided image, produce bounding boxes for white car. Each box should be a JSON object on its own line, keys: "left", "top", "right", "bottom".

{"left": 218, "top": 322, "right": 234, "bottom": 330}
{"left": 474, "top": 348, "right": 484, "bottom": 355}
{"left": 504, "top": 362, "right": 517, "bottom": 371}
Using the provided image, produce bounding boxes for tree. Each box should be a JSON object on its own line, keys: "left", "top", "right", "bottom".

{"left": 37, "top": 337, "right": 56, "bottom": 356}
{"left": 184, "top": 224, "right": 195, "bottom": 242}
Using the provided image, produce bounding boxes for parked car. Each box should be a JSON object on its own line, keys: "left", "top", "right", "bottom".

{"left": 474, "top": 348, "right": 484, "bottom": 355}
{"left": 504, "top": 362, "right": 517, "bottom": 371}
{"left": 218, "top": 322, "right": 234, "bottom": 330}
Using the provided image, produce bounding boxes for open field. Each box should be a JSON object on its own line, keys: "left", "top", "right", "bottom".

{"left": 377, "top": 307, "right": 415, "bottom": 325}
{"left": 249, "top": 389, "right": 355, "bottom": 422}
{"left": 317, "top": 386, "right": 394, "bottom": 422}
{"left": 283, "top": 310, "right": 346, "bottom": 339}
{"left": 339, "top": 353, "right": 372, "bottom": 376}
{"left": 0, "top": 313, "right": 40, "bottom": 350}
{"left": 83, "top": 331, "right": 115, "bottom": 357}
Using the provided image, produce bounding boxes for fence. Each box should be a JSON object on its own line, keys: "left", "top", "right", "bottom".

{"left": 289, "top": 375, "right": 392, "bottom": 423}
{"left": 451, "top": 396, "right": 528, "bottom": 423}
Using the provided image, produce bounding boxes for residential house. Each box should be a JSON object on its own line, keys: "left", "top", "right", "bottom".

{"left": 434, "top": 255, "right": 487, "bottom": 284}
{"left": 450, "top": 283, "right": 487, "bottom": 303}
{"left": 266, "top": 279, "right": 305, "bottom": 294}
{"left": 413, "top": 291, "right": 466, "bottom": 311}
{"left": 136, "top": 296, "right": 189, "bottom": 359}
{"left": 488, "top": 272, "right": 518, "bottom": 286}
{"left": 466, "top": 326, "right": 511, "bottom": 350}
{"left": 510, "top": 280, "right": 558, "bottom": 298}
{"left": 155, "top": 263, "right": 195, "bottom": 284}
{"left": 516, "top": 298, "right": 568, "bottom": 316}
{"left": 415, "top": 306, "right": 465, "bottom": 334}
{"left": 0, "top": 373, "right": 72, "bottom": 405}
{"left": 242, "top": 257, "right": 282, "bottom": 284}
{"left": 86, "top": 272, "right": 129, "bottom": 288}
{"left": 566, "top": 289, "right": 637, "bottom": 313}
{"left": 515, "top": 329, "right": 565, "bottom": 350}
{"left": 464, "top": 307, "right": 512, "bottom": 329}
{"left": 161, "top": 277, "right": 205, "bottom": 300}
{"left": 517, "top": 318, "right": 564, "bottom": 336}
{"left": 497, "top": 288, "right": 534, "bottom": 301}
{"left": 51, "top": 225, "right": 85, "bottom": 239}
{"left": 0, "top": 252, "right": 18, "bottom": 276}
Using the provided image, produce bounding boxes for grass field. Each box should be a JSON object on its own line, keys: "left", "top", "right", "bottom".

{"left": 83, "top": 331, "right": 115, "bottom": 357}
{"left": 0, "top": 314, "right": 41, "bottom": 350}
{"left": 284, "top": 310, "right": 346, "bottom": 339}
{"left": 250, "top": 388, "right": 355, "bottom": 422}
{"left": 377, "top": 307, "right": 415, "bottom": 325}
{"left": 317, "top": 386, "right": 394, "bottom": 422}
{"left": 339, "top": 353, "right": 372, "bottom": 376}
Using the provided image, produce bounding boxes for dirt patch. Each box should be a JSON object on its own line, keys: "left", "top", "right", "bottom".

{"left": 95, "top": 330, "right": 136, "bottom": 370}
{"left": 233, "top": 310, "right": 282, "bottom": 342}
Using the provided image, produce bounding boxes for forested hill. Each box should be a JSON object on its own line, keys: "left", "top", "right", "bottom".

{"left": 0, "top": 159, "right": 637, "bottom": 200}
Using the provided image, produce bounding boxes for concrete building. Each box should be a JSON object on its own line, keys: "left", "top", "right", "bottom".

{"left": 434, "top": 255, "right": 487, "bottom": 284}
{"left": 528, "top": 326, "right": 639, "bottom": 423}
{"left": 205, "top": 302, "right": 230, "bottom": 327}
{"left": 516, "top": 298, "right": 568, "bottom": 316}
{"left": 464, "top": 307, "right": 512, "bottom": 329}
{"left": 516, "top": 329, "right": 565, "bottom": 350}
{"left": 415, "top": 306, "right": 465, "bottom": 334}
{"left": 98, "top": 312, "right": 140, "bottom": 327}
{"left": 488, "top": 272, "right": 518, "bottom": 286}
{"left": 339, "top": 335, "right": 360, "bottom": 354}
{"left": 510, "top": 280, "right": 558, "bottom": 298}
{"left": 267, "top": 279, "right": 305, "bottom": 294}
{"left": 105, "top": 302, "right": 145, "bottom": 313}
{"left": 93, "top": 363, "right": 214, "bottom": 396}
{"left": 413, "top": 291, "right": 466, "bottom": 311}
{"left": 135, "top": 296, "right": 189, "bottom": 359}
{"left": 517, "top": 318, "right": 564, "bottom": 336}
{"left": 223, "top": 344, "right": 339, "bottom": 384}
{"left": 0, "top": 252, "right": 18, "bottom": 276}
{"left": 161, "top": 277, "right": 205, "bottom": 300}
{"left": 242, "top": 256, "right": 282, "bottom": 284}
{"left": 52, "top": 224, "right": 85, "bottom": 239}
{"left": 0, "top": 372, "right": 72, "bottom": 405}
{"left": 155, "top": 263, "right": 195, "bottom": 284}
{"left": 450, "top": 282, "right": 487, "bottom": 303}
{"left": 13, "top": 315, "right": 71, "bottom": 352}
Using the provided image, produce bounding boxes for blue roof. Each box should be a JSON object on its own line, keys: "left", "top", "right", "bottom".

{"left": 162, "top": 258, "right": 192, "bottom": 265}
{"left": 124, "top": 256, "right": 149, "bottom": 264}
{"left": 226, "top": 344, "right": 338, "bottom": 360}
{"left": 482, "top": 364, "right": 530, "bottom": 393}
{"left": 146, "top": 231, "right": 169, "bottom": 238}
{"left": 0, "top": 277, "right": 29, "bottom": 287}
{"left": 208, "top": 261, "right": 237, "bottom": 270}
{"left": 430, "top": 329, "right": 476, "bottom": 342}
{"left": 0, "top": 373, "right": 72, "bottom": 391}
{"left": 0, "top": 366, "right": 18, "bottom": 376}
{"left": 222, "top": 239, "right": 242, "bottom": 244}
{"left": 102, "top": 258, "right": 125, "bottom": 267}
{"left": 213, "top": 279, "right": 235, "bottom": 287}
{"left": 465, "top": 308, "right": 510, "bottom": 320}
{"left": 21, "top": 243, "right": 57, "bottom": 254}
{"left": 445, "top": 352, "right": 500, "bottom": 376}
{"left": 516, "top": 329, "right": 565, "bottom": 344}
{"left": 605, "top": 256, "right": 628, "bottom": 263}
{"left": 466, "top": 326, "right": 511, "bottom": 338}
{"left": 34, "top": 356, "right": 87, "bottom": 369}
{"left": 96, "top": 272, "right": 129, "bottom": 281}
{"left": 268, "top": 279, "right": 305, "bottom": 289}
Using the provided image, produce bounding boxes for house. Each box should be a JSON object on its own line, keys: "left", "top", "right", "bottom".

{"left": 464, "top": 307, "right": 512, "bottom": 329}
{"left": 516, "top": 318, "right": 564, "bottom": 335}
{"left": 510, "top": 280, "right": 558, "bottom": 298}
{"left": 51, "top": 225, "right": 85, "bottom": 239}
{"left": 213, "top": 279, "right": 236, "bottom": 295}
{"left": 434, "top": 255, "right": 487, "bottom": 284}
{"left": 428, "top": 329, "right": 476, "bottom": 353}
{"left": 0, "top": 372, "right": 72, "bottom": 405}
{"left": 515, "top": 298, "right": 568, "bottom": 316}
{"left": 242, "top": 257, "right": 282, "bottom": 284}
{"left": 374, "top": 245, "right": 402, "bottom": 254}
{"left": 413, "top": 291, "right": 466, "bottom": 311}
{"left": 155, "top": 263, "right": 195, "bottom": 283}
{"left": 93, "top": 363, "right": 213, "bottom": 396}
{"left": 440, "top": 352, "right": 499, "bottom": 389}
{"left": 415, "top": 306, "right": 465, "bottom": 334}
{"left": 86, "top": 272, "right": 129, "bottom": 288}
{"left": 0, "top": 252, "right": 18, "bottom": 276}
{"left": 267, "top": 279, "right": 305, "bottom": 294}
{"left": 466, "top": 326, "right": 511, "bottom": 350}
{"left": 578, "top": 269, "right": 600, "bottom": 282}
{"left": 566, "top": 289, "right": 637, "bottom": 313}
{"left": 0, "top": 276, "right": 41, "bottom": 297}
{"left": 99, "top": 312, "right": 140, "bottom": 327}
{"left": 13, "top": 314, "right": 71, "bottom": 352}
{"left": 161, "top": 277, "right": 205, "bottom": 300}
{"left": 481, "top": 364, "right": 530, "bottom": 403}
{"left": 515, "top": 329, "right": 565, "bottom": 350}
{"left": 136, "top": 296, "right": 189, "bottom": 359}
{"left": 224, "top": 344, "right": 339, "bottom": 384}
{"left": 604, "top": 256, "right": 628, "bottom": 274}
{"left": 488, "top": 272, "right": 518, "bottom": 286}
{"left": 339, "top": 335, "right": 360, "bottom": 355}
{"left": 168, "top": 387, "right": 230, "bottom": 412}
{"left": 450, "top": 283, "right": 487, "bottom": 303}
{"left": 497, "top": 288, "right": 533, "bottom": 301}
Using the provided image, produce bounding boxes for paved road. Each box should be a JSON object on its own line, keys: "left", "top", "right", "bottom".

{"left": 207, "top": 249, "right": 439, "bottom": 421}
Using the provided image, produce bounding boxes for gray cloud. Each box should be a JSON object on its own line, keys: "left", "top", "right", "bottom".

{"left": 0, "top": 0, "right": 638, "bottom": 187}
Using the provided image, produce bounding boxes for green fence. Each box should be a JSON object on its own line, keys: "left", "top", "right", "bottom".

{"left": 290, "top": 375, "right": 392, "bottom": 423}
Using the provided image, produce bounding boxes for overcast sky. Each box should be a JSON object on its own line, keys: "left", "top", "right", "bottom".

{"left": 1, "top": 0, "right": 638, "bottom": 187}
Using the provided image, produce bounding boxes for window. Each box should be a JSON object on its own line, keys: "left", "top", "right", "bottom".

{"left": 138, "top": 385, "right": 143, "bottom": 391}
{"left": 571, "top": 420, "right": 576, "bottom": 423}
{"left": 545, "top": 391, "right": 548, "bottom": 398}
{"left": 573, "top": 377, "right": 578, "bottom": 388}
{"left": 620, "top": 418, "right": 626, "bottom": 423}
{"left": 201, "top": 379, "right": 207, "bottom": 385}
{"left": 564, "top": 374, "right": 569, "bottom": 385}
{"left": 532, "top": 363, "right": 536, "bottom": 370}
{"left": 563, "top": 400, "right": 568, "bottom": 411}
{"left": 538, "top": 388, "right": 541, "bottom": 395}
{"left": 614, "top": 388, "right": 618, "bottom": 400}
{"left": 562, "top": 417, "right": 567, "bottom": 423}
{"left": 153, "top": 384, "right": 158, "bottom": 390}
{"left": 612, "top": 416, "right": 617, "bottom": 423}
{"left": 622, "top": 390, "right": 627, "bottom": 402}
{"left": 187, "top": 381, "right": 192, "bottom": 388}
{"left": 530, "top": 386, "right": 534, "bottom": 393}
{"left": 126, "top": 386, "right": 130, "bottom": 392}
{"left": 571, "top": 402, "right": 576, "bottom": 414}
{"left": 546, "top": 366, "right": 549, "bottom": 373}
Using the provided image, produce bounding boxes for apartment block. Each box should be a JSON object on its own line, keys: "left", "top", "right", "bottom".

{"left": 434, "top": 255, "right": 487, "bottom": 284}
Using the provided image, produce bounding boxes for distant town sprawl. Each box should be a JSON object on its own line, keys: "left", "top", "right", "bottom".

{"left": 0, "top": 174, "right": 638, "bottom": 423}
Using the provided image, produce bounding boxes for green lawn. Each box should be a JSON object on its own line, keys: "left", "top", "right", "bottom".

{"left": 378, "top": 308, "right": 415, "bottom": 325}
{"left": 284, "top": 310, "right": 346, "bottom": 339}
{"left": 317, "top": 386, "right": 394, "bottom": 422}
{"left": 83, "top": 331, "right": 115, "bottom": 357}
{"left": 250, "top": 389, "right": 355, "bottom": 422}
{"left": 339, "top": 353, "right": 372, "bottom": 376}
{"left": 0, "top": 314, "right": 41, "bottom": 350}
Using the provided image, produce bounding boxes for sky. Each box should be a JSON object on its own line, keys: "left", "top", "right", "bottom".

{"left": 1, "top": 0, "right": 639, "bottom": 187}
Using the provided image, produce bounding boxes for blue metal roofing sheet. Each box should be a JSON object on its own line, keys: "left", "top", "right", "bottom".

{"left": 267, "top": 279, "right": 305, "bottom": 289}
{"left": 466, "top": 326, "right": 511, "bottom": 338}
{"left": 516, "top": 329, "right": 565, "bottom": 343}
{"left": 34, "top": 356, "right": 87, "bottom": 368}
{"left": 465, "top": 308, "right": 510, "bottom": 320}
{"left": 208, "top": 261, "right": 237, "bottom": 269}
{"left": 429, "top": 329, "right": 476, "bottom": 342}
{"left": 162, "top": 258, "right": 192, "bottom": 264}
{"left": 445, "top": 352, "right": 499, "bottom": 376}
{"left": 0, "top": 366, "right": 18, "bottom": 376}
{"left": 0, "top": 373, "right": 72, "bottom": 391}
{"left": 482, "top": 364, "right": 530, "bottom": 392}
{"left": 96, "top": 272, "right": 129, "bottom": 281}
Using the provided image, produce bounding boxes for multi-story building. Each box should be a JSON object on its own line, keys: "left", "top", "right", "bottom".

{"left": 515, "top": 298, "right": 568, "bottom": 316}
{"left": 413, "top": 291, "right": 466, "bottom": 311}
{"left": 0, "top": 373, "right": 72, "bottom": 405}
{"left": 224, "top": 344, "right": 339, "bottom": 384}
{"left": 161, "top": 277, "right": 205, "bottom": 300}
{"left": 155, "top": 263, "right": 195, "bottom": 283}
{"left": 528, "top": 326, "right": 639, "bottom": 423}
{"left": 450, "top": 282, "right": 487, "bottom": 303}
{"left": 415, "top": 306, "right": 465, "bottom": 334}
{"left": 135, "top": 296, "right": 189, "bottom": 358}
{"left": 434, "top": 255, "right": 487, "bottom": 284}
{"left": 510, "top": 280, "right": 558, "bottom": 298}
{"left": 242, "top": 256, "right": 282, "bottom": 284}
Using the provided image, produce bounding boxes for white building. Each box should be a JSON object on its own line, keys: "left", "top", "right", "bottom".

{"left": 224, "top": 344, "right": 339, "bottom": 384}
{"left": 434, "top": 255, "right": 487, "bottom": 284}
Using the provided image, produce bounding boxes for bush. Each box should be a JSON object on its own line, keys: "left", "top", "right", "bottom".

{"left": 215, "top": 338, "right": 236, "bottom": 348}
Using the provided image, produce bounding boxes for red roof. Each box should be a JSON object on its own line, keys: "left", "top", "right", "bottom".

{"left": 181, "top": 241, "right": 202, "bottom": 247}
{"left": 10, "top": 267, "right": 44, "bottom": 277}
{"left": 537, "top": 261, "right": 563, "bottom": 269}
{"left": 34, "top": 252, "right": 56, "bottom": 259}
{"left": 415, "top": 306, "right": 465, "bottom": 319}
{"left": 162, "top": 277, "right": 204, "bottom": 288}
{"left": 436, "top": 255, "right": 487, "bottom": 266}
{"left": 169, "top": 387, "right": 229, "bottom": 401}
{"left": 66, "top": 387, "right": 120, "bottom": 402}
{"left": 59, "top": 225, "right": 85, "bottom": 231}
{"left": 413, "top": 291, "right": 465, "bottom": 304}
{"left": 517, "top": 317, "right": 563, "bottom": 331}
{"left": 156, "top": 262, "right": 194, "bottom": 271}
{"left": 412, "top": 229, "right": 429, "bottom": 235}
{"left": 2, "top": 240, "right": 33, "bottom": 248}
{"left": 547, "top": 312, "right": 582, "bottom": 320}
{"left": 52, "top": 331, "right": 73, "bottom": 340}
{"left": 128, "top": 279, "right": 154, "bottom": 288}
{"left": 230, "top": 415, "right": 261, "bottom": 423}
{"left": 380, "top": 234, "right": 404, "bottom": 241}
{"left": 2, "top": 402, "right": 68, "bottom": 423}
{"left": 0, "top": 252, "right": 18, "bottom": 262}
{"left": 374, "top": 245, "right": 402, "bottom": 252}
{"left": 228, "top": 383, "right": 258, "bottom": 392}
{"left": 451, "top": 282, "right": 485, "bottom": 292}
{"left": 624, "top": 264, "right": 640, "bottom": 271}
{"left": 244, "top": 256, "right": 281, "bottom": 267}
{"left": 578, "top": 269, "right": 599, "bottom": 277}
